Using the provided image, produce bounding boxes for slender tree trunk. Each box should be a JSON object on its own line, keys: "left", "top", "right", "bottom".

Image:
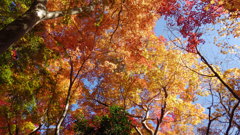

{"left": 55, "top": 82, "right": 73, "bottom": 135}
{"left": 54, "top": 55, "right": 89, "bottom": 135}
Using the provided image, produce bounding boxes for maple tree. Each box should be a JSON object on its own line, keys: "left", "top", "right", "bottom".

{"left": 76, "top": 33, "right": 207, "bottom": 134}
{"left": 159, "top": 0, "right": 240, "bottom": 134}
{"left": 0, "top": 0, "right": 239, "bottom": 134}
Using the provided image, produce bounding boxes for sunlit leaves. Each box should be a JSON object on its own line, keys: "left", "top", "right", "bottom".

{"left": 0, "top": 32, "right": 60, "bottom": 134}
{"left": 75, "top": 32, "right": 207, "bottom": 134}
{"left": 0, "top": 0, "right": 239, "bottom": 134}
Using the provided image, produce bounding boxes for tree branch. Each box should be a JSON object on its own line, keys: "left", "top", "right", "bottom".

{"left": 109, "top": 0, "right": 124, "bottom": 42}
{"left": 141, "top": 109, "right": 154, "bottom": 135}
{"left": 44, "top": 5, "right": 95, "bottom": 20}
{"left": 132, "top": 125, "right": 143, "bottom": 135}
{"left": 182, "top": 64, "right": 215, "bottom": 77}
{"left": 55, "top": 53, "right": 89, "bottom": 135}
{"left": 29, "top": 124, "right": 42, "bottom": 135}
{"left": 196, "top": 48, "right": 240, "bottom": 101}
{"left": 154, "top": 87, "right": 168, "bottom": 135}
{"left": 225, "top": 101, "right": 240, "bottom": 135}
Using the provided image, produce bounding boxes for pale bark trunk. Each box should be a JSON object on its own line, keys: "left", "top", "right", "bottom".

{"left": 55, "top": 56, "right": 88, "bottom": 135}
{"left": 55, "top": 83, "right": 73, "bottom": 135}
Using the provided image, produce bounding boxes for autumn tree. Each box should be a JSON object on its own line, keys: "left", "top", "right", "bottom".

{"left": 75, "top": 33, "right": 207, "bottom": 134}
{"left": 0, "top": 0, "right": 239, "bottom": 134}
{"left": 0, "top": 33, "right": 59, "bottom": 134}
{"left": 158, "top": 0, "right": 240, "bottom": 134}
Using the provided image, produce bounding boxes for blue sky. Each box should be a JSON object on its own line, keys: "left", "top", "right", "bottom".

{"left": 154, "top": 17, "right": 240, "bottom": 134}
{"left": 154, "top": 18, "right": 240, "bottom": 70}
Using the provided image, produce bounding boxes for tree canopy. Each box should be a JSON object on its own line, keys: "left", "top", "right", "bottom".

{"left": 0, "top": 0, "right": 239, "bottom": 134}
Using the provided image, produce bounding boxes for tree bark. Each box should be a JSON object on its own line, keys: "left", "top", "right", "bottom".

{"left": 0, "top": 0, "right": 94, "bottom": 55}
{"left": 0, "top": 0, "right": 47, "bottom": 54}
{"left": 55, "top": 54, "right": 89, "bottom": 135}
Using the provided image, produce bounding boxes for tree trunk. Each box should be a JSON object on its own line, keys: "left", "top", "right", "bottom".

{"left": 0, "top": 0, "right": 47, "bottom": 54}
{"left": 0, "top": 0, "right": 94, "bottom": 55}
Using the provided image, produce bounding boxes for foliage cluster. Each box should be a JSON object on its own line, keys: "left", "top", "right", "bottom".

{"left": 0, "top": 0, "right": 239, "bottom": 134}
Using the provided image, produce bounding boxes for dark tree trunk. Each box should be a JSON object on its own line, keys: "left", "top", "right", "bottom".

{"left": 0, "top": 0, "right": 47, "bottom": 54}
{"left": 0, "top": 0, "right": 94, "bottom": 55}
